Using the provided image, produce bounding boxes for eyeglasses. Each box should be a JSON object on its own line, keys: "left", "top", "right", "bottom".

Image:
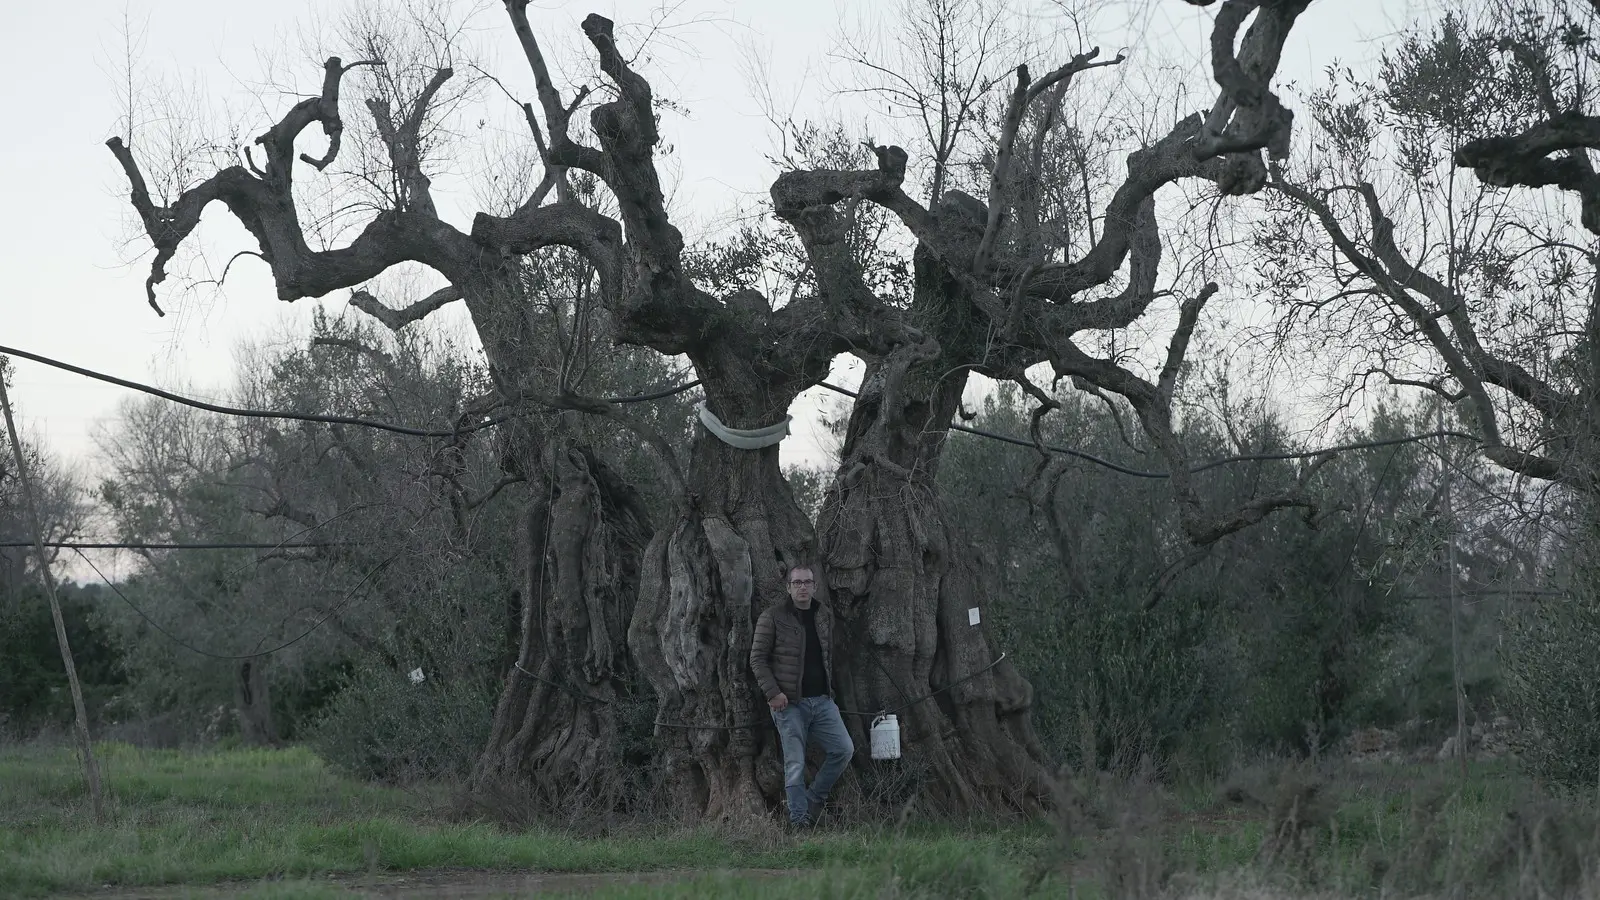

{"left": 789, "top": 579, "right": 815, "bottom": 586}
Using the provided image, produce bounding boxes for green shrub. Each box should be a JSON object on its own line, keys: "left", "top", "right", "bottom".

{"left": 0, "top": 583, "right": 124, "bottom": 734}
{"left": 1503, "top": 589, "right": 1600, "bottom": 789}
{"left": 307, "top": 661, "right": 496, "bottom": 781}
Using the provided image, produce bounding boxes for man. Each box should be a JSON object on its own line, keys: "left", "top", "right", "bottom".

{"left": 749, "top": 564, "right": 854, "bottom": 827}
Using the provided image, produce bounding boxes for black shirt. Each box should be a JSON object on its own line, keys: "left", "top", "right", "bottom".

{"left": 798, "top": 603, "right": 830, "bottom": 697}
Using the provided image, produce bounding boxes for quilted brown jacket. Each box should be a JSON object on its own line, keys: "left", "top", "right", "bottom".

{"left": 750, "top": 599, "right": 834, "bottom": 701}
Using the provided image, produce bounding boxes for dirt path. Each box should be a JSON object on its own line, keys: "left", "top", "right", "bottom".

{"left": 62, "top": 867, "right": 791, "bottom": 898}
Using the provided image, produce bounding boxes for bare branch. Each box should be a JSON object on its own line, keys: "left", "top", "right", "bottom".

{"left": 512, "top": 12, "right": 723, "bottom": 352}
{"left": 258, "top": 56, "right": 375, "bottom": 181}
{"left": 505, "top": 0, "right": 576, "bottom": 142}
{"left": 772, "top": 144, "right": 936, "bottom": 241}
{"left": 309, "top": 335, "right": 392, "bottom": 366}
{"left": 1268, "top": 172, "right": 1509, "bottom": 445}
{"left": 300, "top": 58, "right": 385, "bottom": 171}
{"left": 1158, "top": 283, "right": 1218, "bottom": 405}
{"left": 1033, "top": 195, "right": 1165, "bottom": 332}
{"left": 520, "top": 102, "right": 573, "bottom": 205}
{"left": 580, "top": 15, "right": 657, "bottom": 146}
{"left": 1457, "top": 112, "right": 1600, "bottom": 233}
{"left": 976, "top": 48, "right": 1126, "bottom": 272}
{"left": 1070, "top": 376, "right": 1146, "bottom": 455}
{"left": 107, "top": 55, "right": 483, "bottom": 311}
{"left": 1194, "top": 0, "right": 1304, "bottom": 177}
{"left": 1270, "top": 169, "right": 1588, "bottom": 489}
{"left": 365, "top": 65, "right": 454, "bottom": 217}
{"left": 502, "top": 1, "right": 592, "bottom": 203}
{"left": 348, "top": 285, "right": 462, "bottom": 331}
{"left": 463, "top": 474, "right": 525, "bottom": 510}
{"left": 1020, "top": 114, "right": 1218, "bottom": 301}
{"left": 1044, "top": 280, "right": 1327, "bottom": 547}
{"left": 188, "top": 250, "right": 268, "bottom": 295}
{"left": 1357, "top": 367, "right": 1469, "bottom": 403}
{"left": 1354, "top": 183, "right": 1572, "bottom": 421}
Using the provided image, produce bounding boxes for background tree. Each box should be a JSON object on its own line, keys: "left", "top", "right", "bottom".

{"left": 940, "top": 382, "right": 1524, "bottom": 774}
{"left": 0, "top": 358, "right": 111, "bottom": 739}
{"left": 1, "top": 358, "right": 91, "bottom": 587}
{"left": 1261, "top": 0, "right": 1600, "bottom": 784}
{"left": 95, "top": 313, "right": 511, "bottom": 763}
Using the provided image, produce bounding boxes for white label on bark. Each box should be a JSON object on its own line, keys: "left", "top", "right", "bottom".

{"left": 408, "top": 667, "right": 426, "bottom": 684}
{"left": 968, "top": 607, "right": 981, "bottom": 626}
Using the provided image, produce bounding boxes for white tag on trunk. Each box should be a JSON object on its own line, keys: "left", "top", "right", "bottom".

{"left": 968, "top": 607, "right": 981, "bottom": 626}
{"left": 408, "top": 667, "right": 426, "bottom": 685}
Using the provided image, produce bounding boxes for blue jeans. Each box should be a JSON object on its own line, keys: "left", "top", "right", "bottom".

{"left": 771, "top": 695, "right": 854, "bottom": 824}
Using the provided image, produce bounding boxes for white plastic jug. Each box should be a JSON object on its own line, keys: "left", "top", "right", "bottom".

{"left": 870, "top": 714, "right": 901, "bottom": 760}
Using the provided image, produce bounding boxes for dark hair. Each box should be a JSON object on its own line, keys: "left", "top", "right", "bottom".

{"left": 786, "top": 564, "right": 815, "bottom": 581}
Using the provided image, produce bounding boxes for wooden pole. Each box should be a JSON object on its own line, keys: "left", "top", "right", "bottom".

{"left": 0, "top": 368, "right": 105, "bottom": 821}
{"left": 1440, "top": 404, "right": 1468, "bottom": 781}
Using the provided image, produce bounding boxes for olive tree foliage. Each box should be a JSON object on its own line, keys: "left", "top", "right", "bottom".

{"left": 108, "top": 0, "right": 1313, "bottom": 819}
{"left": 942, "top": 383, "right": 1535, "bottom": 775}
{"left": 1258, "top": 0, "right": 1600, "bottom": 786}
{"left": 1, "top": 359, "right": 92, "bottom": 586}
{"left": 1263, "top": 1, "right": 1600, "bottom": 494}
{"left": 96, "top": 313, "right": 521, "bottom": 767}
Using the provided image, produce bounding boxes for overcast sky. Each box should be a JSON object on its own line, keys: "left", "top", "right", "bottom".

{"left": 1, "top": 0, "right": 1434, "bottom": 485}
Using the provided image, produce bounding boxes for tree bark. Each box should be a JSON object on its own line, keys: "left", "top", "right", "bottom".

{"left": 627, "top": 349, "right": 820, "bottom": 823}
{"left": 472, "top": 422, "right": 654, "bottom": 816}
{"left": 820, "top": 251, "right": 1050, "bottom": 816}
{"left": 455, "top": 267, "right": 655, "bottom": 817}
{"left": 233, "top": 660, "right": 279, "bottom": 746}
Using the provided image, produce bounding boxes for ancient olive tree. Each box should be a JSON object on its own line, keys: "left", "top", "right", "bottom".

{"left": 110, "top": 0, "right": 1311, "bottom": 819}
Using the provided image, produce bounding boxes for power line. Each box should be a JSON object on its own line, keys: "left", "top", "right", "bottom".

{"left": 73, "top": 547, "right": 400, "bottom": 661}
{"left": 816, "top": 381, "right": 1481, "bottom": 479}
{"left": 0, "top": 344, "right": 701, "bottom": 438}
{"left": 3, "top": 342, "right": 1481, "bottom": 480}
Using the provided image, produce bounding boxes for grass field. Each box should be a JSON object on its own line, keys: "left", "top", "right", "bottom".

{"left": 1, "top": 742, "right": 1595, "bottom": 898}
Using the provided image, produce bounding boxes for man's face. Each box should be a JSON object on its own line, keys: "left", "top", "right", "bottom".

{"left": 787, "top": 568, "right": 816, "bottom": 606}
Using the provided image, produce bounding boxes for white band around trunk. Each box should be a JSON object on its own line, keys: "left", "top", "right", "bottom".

{"left": 696, "top": 401, "right": 791, "bottom": 449}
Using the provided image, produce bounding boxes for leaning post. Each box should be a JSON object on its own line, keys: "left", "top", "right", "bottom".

{"left": 0, "top": 363, "right": 105, "bottom": 821}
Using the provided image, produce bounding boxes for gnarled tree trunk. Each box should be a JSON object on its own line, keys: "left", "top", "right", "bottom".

{"left": 233, "top": 660, "right": 279, "bottom": 746}
{"left": 473, "top": 424, "right": 654, "bottom": 816}
{"left": 462, "top": 267, "right": 656, "bottom": 816}
{"left": 821, "top": 252, "right": 1050, "bottom": 816}
{"left": 628, "top": 357, "right": 819, "bottom": 822}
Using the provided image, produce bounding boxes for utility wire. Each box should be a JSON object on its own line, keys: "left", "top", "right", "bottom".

{"left": 74, "top": 547, "right": 400, "bottom": 661}
{"left": 0, "top": 344, "right": 700, "bottom": 438}
{"left": 816, "top": 381, "right": 1481, "bottom": 479}
{"left": 4, "top": 343, "right": 1479, "bottom": 479}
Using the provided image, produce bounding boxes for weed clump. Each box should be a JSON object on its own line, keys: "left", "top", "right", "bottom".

{"left": 1029, "top": 763, "right": 1178, "bottom": 898}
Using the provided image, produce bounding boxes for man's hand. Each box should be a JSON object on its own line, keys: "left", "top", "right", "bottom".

{"left": 769, "top": 693, "right": 789, "bottom": 712}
